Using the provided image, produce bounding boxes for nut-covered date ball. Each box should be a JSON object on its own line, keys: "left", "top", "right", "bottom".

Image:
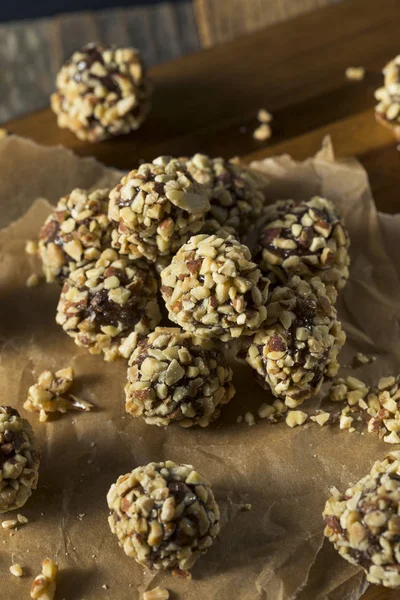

{"left": 0, "top": 406, "right": 40, "bottom": 513}
{"left": 186, "top": 154, "right": 266, "bottom": 238}
{"left": 107, "top": 461, "right": 220, "bottom": 573}
{"left": 56, "top": 249, "right": 161, "bottom": 361}
{"left": 246, "top": 276, "right": 345, "bottom": 407}
{"left": 255, "top": 197, "right": 350, "bottom": 303}
{"left": 160, "top": 234, "right": 270, "bottom": 342}
{"left": 38, "top": 187, "right": 112, "bottom": 283}
{"left": 108, "top": 156, "right": 210, "bottom": 262}
{"left": 324, "top": 452, "right": 400, "bottom": 589}
{"left": 125, "top": 327, "right": 235, "bottom": 427}
{"left": 51, "top": 43, "right": 151, "bottom": 142}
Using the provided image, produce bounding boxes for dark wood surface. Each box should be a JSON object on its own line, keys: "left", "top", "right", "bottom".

{"left": 5, "top": 0, "right": 400, "bottom": 597}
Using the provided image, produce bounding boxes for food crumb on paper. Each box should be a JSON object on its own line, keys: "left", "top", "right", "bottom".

{"left": 10, "top": 564, "right": 23, "bottom": 577}
{"left": 26, "top": 274, "right": 40, "bottom": 288}
{"left": 257, "top": 108, "right": 273, "bottom": 123}
{"left": 345, "top": 66, "right": 365, "bottom": 81}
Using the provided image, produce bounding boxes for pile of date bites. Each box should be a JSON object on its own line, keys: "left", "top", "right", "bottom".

{"left": 37, "top": 153, "right": 349, "bottom": 427}
{"left": 32, "top": 152, "right": 350, "bottom": 579}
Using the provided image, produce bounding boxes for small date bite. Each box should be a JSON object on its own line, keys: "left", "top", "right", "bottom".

{"left": 245, "top": 276, "right": 345, "bottom": 407}
{"left": 323, "top": 452, "right": 400, "bottom": 589}
{"left": 24, "top": 367, "right": 93, "bottom": 422}
{"left": 160, "top": 234, "right": 270, "bottom": 342}
{"left": 51, "top": 43, "right": 151, "bottom": 142}
{"left": 38, "top": 187, "right": 112, "bottom": 283}
{"left": 375, "top": 56, "right": 400, "bottom": 140}
{"left": 107, "top": 461, "right": 220, "bottom": 573}
{"left": 56, "top": 248, "right": 161, "bottom": 361}
{"left": 255, "top": 197, "right": 350, "bottom": 303}
{"left": 125, "top": 327, "right": 235, "bottom": 427}
{"left": 108, "top": 156, "right": 210, "bottom": 262}
{"left": 0, "top": 406, "right": 40, "bottom": 513}
{"left": 186, "top": 154, "right": 266, "bottom": 238}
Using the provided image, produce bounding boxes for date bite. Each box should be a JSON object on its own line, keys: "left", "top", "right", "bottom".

{"left": 324, "top": 451, "right": 400, "bottom": 589}
{"left": 254, "top": 196, "right": 350, "bottom": 304}
{"left": 107, "top": 461, "right": 220, "bottom": 573}
{"left": 125, "top": 327, "right": 235, "bottom": 427}
{"left": 56, "top": 248, "right": 161, "bottom": 361}
{"left": 160, "top": 234, "right": 270, "bottom": 342}
{"left": 0, "top": 406, "right": 40, "bottom": 513}
{"left": 108, "top": 156, "right": 210, "bottom": 263}
{"left": 245, "top": 275, "right": 345, "bottom": 407}
{"left": 51, "top": 42, "right": 152, "bottom": 142}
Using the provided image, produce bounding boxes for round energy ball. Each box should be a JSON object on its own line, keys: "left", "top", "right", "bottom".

{"left": 375, "top": 56, "right": 400, "bottom": 140}
{"left": 51, "top": 43, "right": 151, "bottom": 142}
{"left": 186, "top": 154, "right": 266, "bottom": 238}
{"left": 56, "top": 248, "right": 161, "bottom": 361}
{"left": 107, "top": 461, "right": 220, "bottom": 573}
{"left": 255, "top": 196, "right": 350, "bottom": 303}
{"left": 0, "top": 406, "right": 40, "bottom": 513}
{"left": 38, "top": 187, "right": 112, "bottom": 283}
{"left": 324, "top": 452, "right": 400, "bottom": 589}
{"left": 125, "top": 327, "right": 235, "bottom": 427}
{"left": 160, "top": 234, "right": 270, "bottom": 342}
{"left": 245, "top": 276, "right": 345, "bottom": 407}
{"left": 108, "top": 156, "right": 210, "bottom": 262}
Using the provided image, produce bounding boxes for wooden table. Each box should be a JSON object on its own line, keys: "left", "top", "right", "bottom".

{"left": 6, "top": 0, "right": 400, "bottom": 597}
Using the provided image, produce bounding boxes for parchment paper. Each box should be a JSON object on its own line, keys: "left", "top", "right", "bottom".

{"left": 0, "top": 135, "right": 399, "bottom": 600}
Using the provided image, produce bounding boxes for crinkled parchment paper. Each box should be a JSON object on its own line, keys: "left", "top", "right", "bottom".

{"left": 0, "top": 136, "right": 399, "bottom": 600}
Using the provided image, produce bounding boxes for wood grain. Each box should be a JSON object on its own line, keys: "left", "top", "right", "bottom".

{"left": 0, "top": 1, "right": 200, "bottom": 123}
{"left": 194, "top": 0, "right": 343, "bottom": 47}
{"left": 5, "top": 3, "right": 400, "bottom": 594}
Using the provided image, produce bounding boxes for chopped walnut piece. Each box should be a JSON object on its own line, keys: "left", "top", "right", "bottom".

{"left": 25, "top": 367, "right": 93, "bottom": 422}
{"left": 143, "top": 587, "right": 170, "bottom": 600}
{"left": 285, "top": 410, "right": 308, "bottom": 428}
{"left": 257, "top": 108, "right": 273, "bottom": 123}
{"left": 31, "top": 559, "right": 58, "bottom": 600}
{"left": 244, "top": 412, "right": 255, "bottom": 426}
{"left": 10, "top": 564, "right": 23, "bottom": 577}
{"left": 26, "top": 274, "right": 40, "bottom": 288}
{"left": 345, "top": 67, "right": 365, "bottom": 81}
{"left": 253, "top": 123, "right": 272, "bottom": 141}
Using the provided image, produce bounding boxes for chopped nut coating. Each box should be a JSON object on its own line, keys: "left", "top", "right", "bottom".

{"left": 246, "top": 276, "right": 345, "bottom": 406}
{"left": 109, "top": 156, "right": 210, "bottom": 262}
{"left": 323, "top": 452, "right": 400, "bottom": 588}
{"left": 56, "top": 249, "right": 161, "bottom": 360}
{"left": 31, "top": 559, "right": 58, "bottom": 600}
{"left": 186, "top": 154, "right": 266, "bottom": 237}
{"left": 51, "top": 43, "right": 151, "bottom": 142}
{"left": 38, "top": 187, "right": 112, "bottom": 283}
{"left": 255, "top": 196, "right": 350, "bottom": 303}
{"left": 0, "top": 406, "right": 40, "bottom": 513}
{"left": 125, "top": 327, "right": 235, "bottom": 427}
{"left": 161, "top": 234, "right": 269, "bottom": 341}
{"left": 107, "top": 461, "right": 220, "bottom": 572}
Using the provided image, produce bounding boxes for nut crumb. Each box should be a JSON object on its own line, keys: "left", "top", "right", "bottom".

{"left": 31, "top": 558, "right": 58, "bottom": 600}
{"left": 26, "top": 274, "right": 40, "bottom": 288}
{"left": 253, "top": 123, "right": 272, "bottom": 141}
{"left": 102, "top": 584, "right": 108, "bottom": 590}
{"left": 244, "top": 412, "right": 255, "bottom": 426}
{"left": 17, "top": 514, "right": 28, "bottom": 525}
{"left": 236, "top": 415, "right": 243, "bottom": 423}
{"left": 345, "top": 67, "right": 365, "bottom": 81}
{"left": 25, "top": 240, "right": 38, "bottom": 255}
{"left": 285, "top": 410, "right": 308, "bottom": 428}
{"left": 2, "top": 519, "right": 18, "bottom": 529}
{"left": 10, "top": 563, "right": 23, "bottom": 577}
{"left": 25, "top": 367, "right": 93, "bottom": 421}
{"left": 143, "top": 587, "right": 169, "bottom": 600}
{"left": 0, "top": 129, "right": 8, "bottom": 139}
{"left": 257, "top": 108, "right": 273, "bottom": 123}
{"left": 258, "top": 404, "right": 276, "bottom": 419}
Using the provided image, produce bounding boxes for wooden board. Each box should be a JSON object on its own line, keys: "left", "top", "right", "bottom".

{"left": 5, "top": 0, "right": 400, "bottom": 597}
